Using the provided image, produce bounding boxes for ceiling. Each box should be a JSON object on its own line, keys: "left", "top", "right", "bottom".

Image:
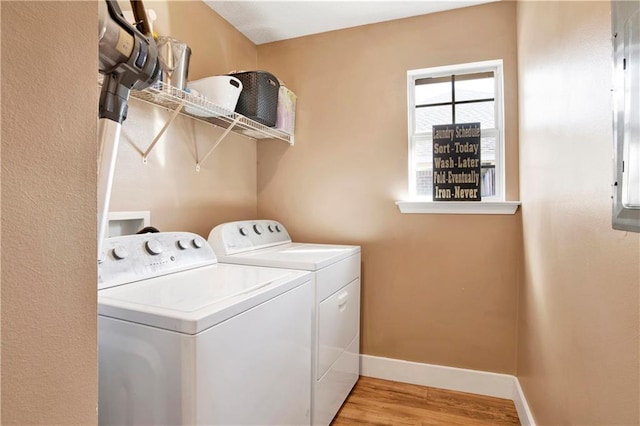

{"left": 204, "top": 1, "right": 497, "bottom": 45}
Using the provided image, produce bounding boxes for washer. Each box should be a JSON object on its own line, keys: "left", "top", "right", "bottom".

{"left": 208, "top": 220, "right": 361, "bottom": 426}
{"left": 98, "top": 232, "right": 312, "bottom": 425}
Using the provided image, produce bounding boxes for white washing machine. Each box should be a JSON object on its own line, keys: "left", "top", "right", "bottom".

{"left": 208, "top": 220, "right": 361, "bottom": 426}
{"left": 98, "top": 232, "right": 312, "bottom": 425}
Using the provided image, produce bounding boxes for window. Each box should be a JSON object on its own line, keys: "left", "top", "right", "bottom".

{"left": 407, "top": 60, "right": 505, "bottom": 201}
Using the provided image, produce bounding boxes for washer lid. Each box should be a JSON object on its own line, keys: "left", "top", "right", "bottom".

{"left": 216, "top": 242, "right": 361, "bottom": 271}
{"left": 98, "top": 263, "right": 310, "bottom": 334}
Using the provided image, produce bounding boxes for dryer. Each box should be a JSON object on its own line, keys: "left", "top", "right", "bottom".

{"left": 208, "top": 220, "right": 361, "bottom": 426}
{"left": 98, "top": 232, "right": 312, "bottom": 425}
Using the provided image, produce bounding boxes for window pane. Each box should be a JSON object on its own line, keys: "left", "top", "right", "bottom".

{"left": 415, "top": 78, "right": 451, "bottom": 105}
{"left": 415, "top": 168, "right": 433, "bottom": 196}
{"left": 413, "top": 137, "right": 433, "bottom": 197}
{"left": 481, "top": 136, "right": 496, "bottom": 164}
{"left": 408, "top": 62, "right": 503, "bottom": 200}
{"left": 415, "top": 105, "right": 452, "bottom": 132}
{"left": 481, "top": 136, "right": 496, "bottom": 197}
{"left": 455, "top": 74, "right": 494, "bottom": 102}
{"left": 414, "top": 138, "right": 431, "bottom": 161}
{"left": 455, "top": 101, "right": 495, "bottom": 128}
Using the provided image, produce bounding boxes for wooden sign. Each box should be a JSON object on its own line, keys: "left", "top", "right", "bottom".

{"left": 432, "top": 123, "right": 481, "bottom": 201}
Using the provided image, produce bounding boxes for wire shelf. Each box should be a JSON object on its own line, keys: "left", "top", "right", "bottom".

{"left": 98, "top": 76, "right": 293, "bottom": 170}
{"left": 131, "top": 81, "right": 293, "bottom": 144}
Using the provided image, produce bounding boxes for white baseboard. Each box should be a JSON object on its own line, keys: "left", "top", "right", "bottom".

{"left": 359, "top": 354, "right": 535, "bottom": 426}
{"left": 512, "top": 376, "right": 535, "bottom": 426}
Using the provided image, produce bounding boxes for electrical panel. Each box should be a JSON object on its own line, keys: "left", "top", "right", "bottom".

{"left": 612, "top": 1, "right": 640, "bottom": 232}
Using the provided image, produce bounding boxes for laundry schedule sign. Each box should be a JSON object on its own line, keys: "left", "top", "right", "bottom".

{"left": 432, "top": 123, "right": 481, "bottom": 201}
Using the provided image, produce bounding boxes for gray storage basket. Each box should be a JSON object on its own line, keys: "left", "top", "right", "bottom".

{"left": 229, "top": 71, "right": 280, "bottom": 127}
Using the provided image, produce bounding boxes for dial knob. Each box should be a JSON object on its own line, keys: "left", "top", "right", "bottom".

{"left": 112, "top": 246, "right": 128, "bottom": 260}
{"left": 268, "top": 225, "right": 275, "bottom": 232}
{"left": 177, "top": 239, "right": 190, "bottom": 250}
{"left": 275, "top": 224, "right": 282, "bottom": 232}
{"left": 253, "top": 224, "right": 263, "bottom": 235}
{"left": 239, "top": 227, "right": 249, "bottom": 236}
{"left": 145, "top": 239, "right": 163, "bottom": 255}
{"left": 192, "top": 238, "right": 204, "bottom": 248}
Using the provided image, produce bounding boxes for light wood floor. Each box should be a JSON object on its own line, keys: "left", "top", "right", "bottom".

{"left": 331, "top": 376, "right": 521, "bottom": 426}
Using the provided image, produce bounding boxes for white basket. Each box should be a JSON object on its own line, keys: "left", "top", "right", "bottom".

{"left": 185, "top": 76, "right": 243, "bottom": 117}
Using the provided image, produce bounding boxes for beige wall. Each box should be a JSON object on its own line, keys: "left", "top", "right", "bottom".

{"left": 257, "top": 2, "right": 521, "bottom": 373}
{"left": 2, "top": 2, "right": 636, "bottom": 424}
{"left": 1, "top": 2, "right": 98, "bottom": 424}
{"left": 110, "top": 1, "right": 259, "bottom": 238}
{"left": 517, "top": 2, "right": 640, "bottom": 425}
{"left": 0, "top": 1, "right": 3, "bottom": 420}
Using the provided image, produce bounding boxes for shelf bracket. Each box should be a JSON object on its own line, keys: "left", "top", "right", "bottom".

{"left": 196, "top": 116, "right": 241, "bottom": 172}
{"left": 142, "top": 99, "right": 186, "bottom": 164}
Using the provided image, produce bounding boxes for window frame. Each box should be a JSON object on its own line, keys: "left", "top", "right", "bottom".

{"left": 406, "top": 60, "right": 506, "bottom": 202}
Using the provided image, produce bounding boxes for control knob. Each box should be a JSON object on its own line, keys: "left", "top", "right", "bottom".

{"left": 145, "top": 239, "right": 163, "bottom": 255}
{"left": 177, "top": 239, "right": 190, "bottom": 250}
{"left": 239, "top": 227, "right": 249, "bottom": 236}
{"left": 192, "top": 238, "right": 204, "bottom": 248}
{"left": 112, "top": 246, "right": 129, "bottom": 260}
{"left": 253, "top": 224, "right": 263, "bottom": 235}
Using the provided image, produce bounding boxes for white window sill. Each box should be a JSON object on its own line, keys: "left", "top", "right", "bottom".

{"left": 395, "top": 200, "right": 521, "bottom": 215}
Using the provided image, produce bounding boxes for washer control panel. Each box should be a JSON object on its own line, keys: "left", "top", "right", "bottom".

{"left": 98, "top": 232, "right": 216, "bottom": 290}
{"left": 208, "top": 220, "right": 291, "bottom": 256}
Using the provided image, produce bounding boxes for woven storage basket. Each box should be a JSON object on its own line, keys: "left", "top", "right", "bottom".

{"left": 229, "top": 71, "right": 280, "bottom": 127}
